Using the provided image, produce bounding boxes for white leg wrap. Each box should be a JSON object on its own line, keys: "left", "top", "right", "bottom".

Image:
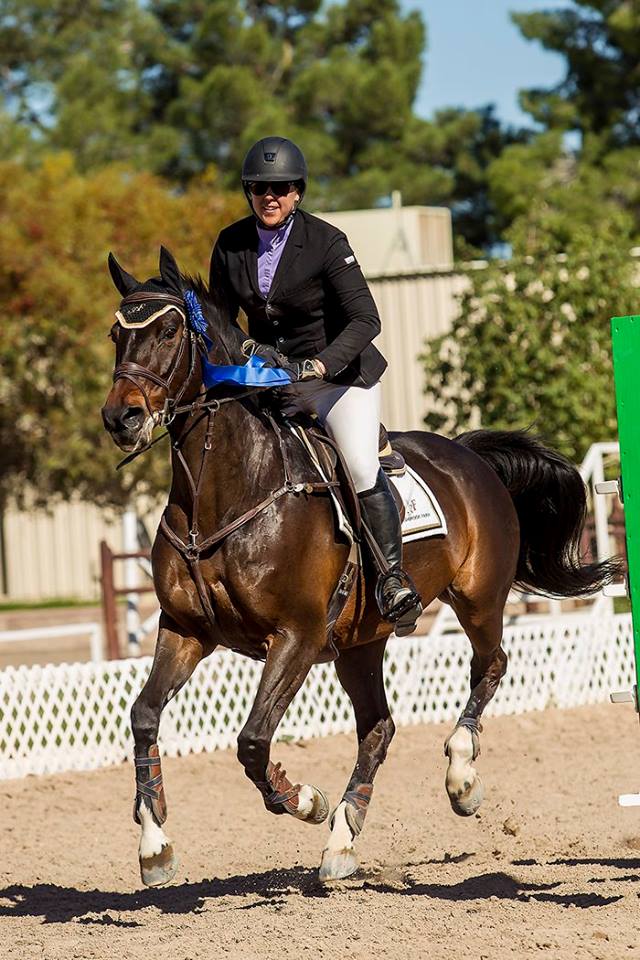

{"left": 325, "top": 801, "right": 354, "bottom": 855}
{"left": 318, "top": 800, "right": 359, "bottom": 881}
{"left": 445, "top": 725, "right": 476, "bottom": 796}
{"left": 138, "top": 801, "right": 171, "bottom": 860}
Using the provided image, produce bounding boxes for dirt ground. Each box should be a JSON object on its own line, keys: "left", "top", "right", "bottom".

{"left": 2, "top": 702, "right": 640, "bottom": 960}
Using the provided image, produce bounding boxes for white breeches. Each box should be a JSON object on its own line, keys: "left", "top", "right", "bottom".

{"left": 280, "top": 381, "right": 382, "bottom": 493}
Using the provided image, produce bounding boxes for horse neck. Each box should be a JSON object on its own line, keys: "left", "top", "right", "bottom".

{"left": 168, "top": 395, "right": 283, "bottom": 528}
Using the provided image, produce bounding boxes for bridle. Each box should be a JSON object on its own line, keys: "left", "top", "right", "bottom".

{"left": 111, "top": 288, "right": 261, "bottom": 471}
{"left": 113, "top": 291, "right": 200, "bottom": 426}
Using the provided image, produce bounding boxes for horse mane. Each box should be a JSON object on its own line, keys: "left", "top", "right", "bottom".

{"left": 180, "top": 272, "right": 276, "bottom": 419}
{"left": 181, "top": 272, "right": 247, "bottom": 366}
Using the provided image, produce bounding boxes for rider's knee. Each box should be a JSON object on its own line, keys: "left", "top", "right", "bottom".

{"left": 348, "top": 455, "right": 379, "bottom": 494}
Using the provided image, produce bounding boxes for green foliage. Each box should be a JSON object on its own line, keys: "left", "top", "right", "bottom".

{"left": 512, "top": 2, "right": 640, "bottom": 145}
{"left": 487, "top": 2, "right": 640, "bottom": 244}
{"left": 422, "top": 215, "right": 638, "bottom": 461}
{"left": 421, "top": 1, "right": 640, "bottom": 456}
{"left": 0, "top": 155, "right": 243, "bottom": 509}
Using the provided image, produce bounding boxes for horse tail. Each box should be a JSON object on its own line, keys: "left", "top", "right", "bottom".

{"left": 455, "top": 428, "right": 623, "bottom": 597}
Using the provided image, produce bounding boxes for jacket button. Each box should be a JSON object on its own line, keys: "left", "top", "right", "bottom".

{"left": 277, "top": 337, "right": 284, "bottom": 345}
{"left": 273, "top": 320, "right": 279, "bottom": 327}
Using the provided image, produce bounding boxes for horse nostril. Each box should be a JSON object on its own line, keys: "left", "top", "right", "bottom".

{"left": 102, "top": 405, "right": 145, "bottom": 433}
{"left": 102, "top": 406, "right": 119, "bottom": 431}
{"left": 122, "top": 406, "right": 145, "bottom": 429}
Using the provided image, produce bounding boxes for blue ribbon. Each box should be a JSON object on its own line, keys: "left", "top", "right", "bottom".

{"left": 184, "top": 289, "right": 292, "bottom": 389}
{"left": 204, "top": 353, "right": 293, "bottom": 387}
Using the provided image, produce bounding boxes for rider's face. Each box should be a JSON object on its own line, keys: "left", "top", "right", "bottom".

{"left": 250, "top": 183, "right": 300, "bottom": 229}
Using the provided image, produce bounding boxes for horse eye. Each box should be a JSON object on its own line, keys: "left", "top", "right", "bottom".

{"left": 161, "top": 326, "right": 178, "bottom": 340}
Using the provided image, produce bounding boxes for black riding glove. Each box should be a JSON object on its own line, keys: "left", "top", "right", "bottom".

{"left": 242, "top": 340, "right": 324, "bottom": 382}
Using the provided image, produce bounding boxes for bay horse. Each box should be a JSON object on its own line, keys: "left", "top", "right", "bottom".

{"left": 102, "top": 247, "right": 618, "bottom": 887}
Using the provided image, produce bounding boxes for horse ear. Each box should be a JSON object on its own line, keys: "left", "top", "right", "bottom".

{"left": 159, "top": 246, "right": 182, "bottom": 295}
{"left": 108, "top": 253, "right": 139, "bottom": 296}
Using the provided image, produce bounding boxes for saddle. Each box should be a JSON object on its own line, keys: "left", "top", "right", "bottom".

{"left": 282, "top": 415, "right": 407, "bottom": 661}
{"left": 296, "top": 420, "right": 406, "bottom": 527}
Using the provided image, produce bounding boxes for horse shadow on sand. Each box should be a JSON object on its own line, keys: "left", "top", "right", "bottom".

{"left": 0, "top": 854, "right": 632, "bottom": 923}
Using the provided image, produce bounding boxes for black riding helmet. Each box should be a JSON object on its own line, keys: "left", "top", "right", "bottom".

{"left": 241, "top": 136, "right": 307, "bottom": 201}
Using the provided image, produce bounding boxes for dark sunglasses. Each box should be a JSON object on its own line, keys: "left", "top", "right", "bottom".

{"left": 247, "top": 181, "right": 298, "bottom": 197}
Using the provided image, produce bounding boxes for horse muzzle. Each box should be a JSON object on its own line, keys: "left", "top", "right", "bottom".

{"left": 102, "top": 402, "right": 147, "bottom": 450}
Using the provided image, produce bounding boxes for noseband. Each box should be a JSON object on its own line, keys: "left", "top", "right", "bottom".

{"left": 113, "top": 292, "right": 200, "bottom": 425}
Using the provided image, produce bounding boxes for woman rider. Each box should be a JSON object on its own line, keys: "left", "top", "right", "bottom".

{"left": 209, "top": 136, "right": 422, "bottom": 635}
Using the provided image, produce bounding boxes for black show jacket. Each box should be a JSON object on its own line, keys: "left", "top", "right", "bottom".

{"left": 209, "top": 208, "right": 387, "bottom": 386}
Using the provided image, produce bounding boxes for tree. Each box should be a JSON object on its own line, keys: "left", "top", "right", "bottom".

{"left": 421, "top": 201, "right": 638, "bottom": 461}
{"left": 420, "top": 1, "right": 640, "bottom": 455}
{"left": 420, "top": 106, "right": 530, "bottom": 255}
{"left": 0, "top": 155, "right": 243, "bottom": 510}
{"left": 0, "top": 0, "right": 175, "bottom": 171}
{"left": 513, "top": 1, "right": 640, "bottom": 146}
{"left": 0, "top": 0, "right": 524, "bottom": 250}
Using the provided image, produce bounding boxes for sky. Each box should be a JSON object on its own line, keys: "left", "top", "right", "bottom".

{"left": 404, "top": 0, "right": 574, "bottom": 128}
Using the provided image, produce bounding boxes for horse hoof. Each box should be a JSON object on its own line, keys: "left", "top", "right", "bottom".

{"left": 302, "top": 786, "right": 330, "bottom": 825}
{"left": 447, "top": 773, "right": 484, "bottom": 817}
{"left": 139, "top": 842, "right": 179, "bottom": 887}
{"left": 318, "top": 847, "right": 359, "bottom": 882}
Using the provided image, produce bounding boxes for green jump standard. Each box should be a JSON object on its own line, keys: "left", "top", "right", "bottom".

{"left": 611, "top": 314, "right": 640, "bottom": 701}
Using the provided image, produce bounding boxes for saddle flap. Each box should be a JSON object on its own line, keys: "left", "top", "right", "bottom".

{"left": 291, "top": 418, "right": 406, "bottom": 530}
{"left": 307, "top": 427, "right": 362, "bottom": 531}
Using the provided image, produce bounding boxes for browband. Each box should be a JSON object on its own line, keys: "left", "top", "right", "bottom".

{"left": 120, "top": 292, "right": 185, "bottom": 306}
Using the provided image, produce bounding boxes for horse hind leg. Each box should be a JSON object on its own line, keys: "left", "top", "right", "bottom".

{"left": 320, "top": 638, "right": 394, "bottom": 882}
{"left": 444, "top": 604, "right": 507, "bottom": 817}
{"left": 130, "top": 616, "right": 204, "bottom": 886}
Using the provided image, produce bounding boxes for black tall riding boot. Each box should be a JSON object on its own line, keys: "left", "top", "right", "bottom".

{"left": 358, "top": 469, "right": 423, "bottom": 636}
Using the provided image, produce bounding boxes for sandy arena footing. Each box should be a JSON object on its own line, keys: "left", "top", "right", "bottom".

{"left": 2, "top": 702, "right": 640, "bottom": 960}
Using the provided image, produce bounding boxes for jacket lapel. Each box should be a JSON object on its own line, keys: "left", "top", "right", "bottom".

{"left": 267, "top": 212, "right": 304, "bottom": 300}
{"left": 243, "top": 225, "right": 261, "bottom": 299}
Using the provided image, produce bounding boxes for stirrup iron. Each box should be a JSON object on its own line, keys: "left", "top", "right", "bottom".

{"left": 375, "top": 567, "right": 422, "bottom": 627}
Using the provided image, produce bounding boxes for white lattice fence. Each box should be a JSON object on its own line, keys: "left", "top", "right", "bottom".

{"left": 0, "top": 613, "right": 634, "bottom": 780}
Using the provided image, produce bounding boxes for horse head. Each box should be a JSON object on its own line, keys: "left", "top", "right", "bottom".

{"left": 102, "top": 247, "right": 205, "bottom": 452}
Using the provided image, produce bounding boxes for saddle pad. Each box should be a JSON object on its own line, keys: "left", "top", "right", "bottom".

{"left": 289, "top": 423, "right": 446, "bottom": 544}
{"left": 392, "top": 466, "right": 448, "bottom": 543}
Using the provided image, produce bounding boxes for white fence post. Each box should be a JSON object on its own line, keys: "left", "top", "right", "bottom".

{"left": 122, "top": 508, "right": 141, "bottom": 657}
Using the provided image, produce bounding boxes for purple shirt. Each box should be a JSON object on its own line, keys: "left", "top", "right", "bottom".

{"left": 256, "top": 218, "right": 294, "bottom": 298}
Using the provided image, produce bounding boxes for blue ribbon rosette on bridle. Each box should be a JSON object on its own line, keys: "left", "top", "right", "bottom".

{"left": 184, "top": 289, "right": 292, "bottom": 389}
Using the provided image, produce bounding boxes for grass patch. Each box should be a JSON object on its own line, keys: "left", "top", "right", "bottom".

{"left": 0, "top": 598, "right": 99, "bottom": 612}
{"left": 614, "top": 596, "right": 632, "bottom": 615}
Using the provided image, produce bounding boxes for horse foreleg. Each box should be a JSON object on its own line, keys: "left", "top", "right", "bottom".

{"left": 320, "top": 639, "right": 393, "bottom": 882}
{"left": 444, "top": 606, "right": 507, "bottom": 817}
{"left": 130, "top": 615, "right": 204, "bottom": 886}
{"left": 236, "top": 626, "right": 329, "bottom": 826}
